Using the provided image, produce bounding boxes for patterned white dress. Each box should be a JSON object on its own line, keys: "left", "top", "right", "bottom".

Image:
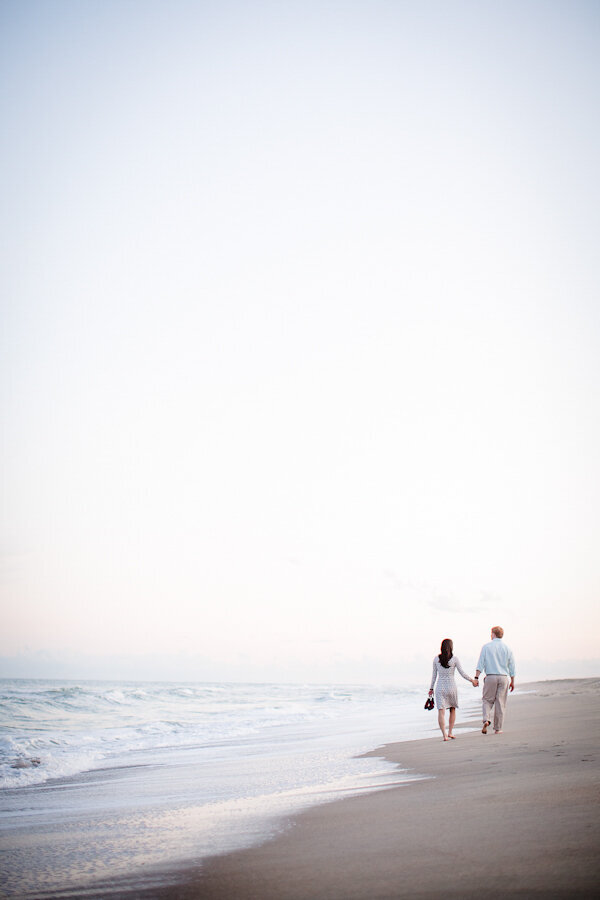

{"left": 430, "top": 655, "right": 472, "bottom": 709}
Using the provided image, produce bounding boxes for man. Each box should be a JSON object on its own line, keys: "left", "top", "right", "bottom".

{"left": 474, "top": 626, "right": 515, "bottom": 734}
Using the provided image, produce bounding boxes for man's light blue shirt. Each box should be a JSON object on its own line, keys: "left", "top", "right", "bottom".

{"left": 477, "top": 638, "right": 515, "bottom": 677}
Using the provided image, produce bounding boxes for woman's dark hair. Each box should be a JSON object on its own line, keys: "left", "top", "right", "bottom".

{"left": 439, "top": 638, "right": 453, "bottom": 668}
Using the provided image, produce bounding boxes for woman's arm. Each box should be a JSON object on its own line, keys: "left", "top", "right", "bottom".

{"left": 429, "top": 658, "right": 437, "bottom": 692}
{"left": 454, "top": 657, "right": 473, "bottom": 683}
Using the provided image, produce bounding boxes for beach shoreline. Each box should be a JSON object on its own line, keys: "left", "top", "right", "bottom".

{"left": 0, "top": 681, "right": 455, "bottom": 899}
{"left": 4, "top": 679, "right": 599, "bottom": 899}
{"left": 135, "top": 678, "right": 600, "bottom": 899}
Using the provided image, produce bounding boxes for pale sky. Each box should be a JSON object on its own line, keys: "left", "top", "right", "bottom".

{"left": 1, "top": 0, "right": 599, "bottom": 683}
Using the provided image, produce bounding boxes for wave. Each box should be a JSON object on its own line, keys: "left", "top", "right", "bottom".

{"left": 0, "top": 679, "right": 420, "bottom": 789}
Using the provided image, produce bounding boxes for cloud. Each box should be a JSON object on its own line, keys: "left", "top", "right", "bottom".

{"left": 384, "top": 570, "right": 496, "bottom": 615}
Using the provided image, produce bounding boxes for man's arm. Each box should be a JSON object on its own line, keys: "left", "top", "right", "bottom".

{"left": 473, "top": 646, "right": 486, "bottom": 685}
{"left": 507, "top": 647, "right": 515, "bottom": 691}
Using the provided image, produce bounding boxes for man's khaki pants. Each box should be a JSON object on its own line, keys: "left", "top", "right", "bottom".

{"left": 482, "top": 675, "right": 510, "bottom": 731}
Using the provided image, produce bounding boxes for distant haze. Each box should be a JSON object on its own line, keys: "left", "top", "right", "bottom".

{"left": 2, "top": 0, "right": 599, "bottom": 684}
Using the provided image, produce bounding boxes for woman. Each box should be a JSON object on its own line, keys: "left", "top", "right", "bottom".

{"left": 429, "top": 638, "right": 477, "bottom": 741}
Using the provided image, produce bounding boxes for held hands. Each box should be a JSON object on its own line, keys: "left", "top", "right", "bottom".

{"left": 472, "top": 677, "right": 479, "bottom": 688}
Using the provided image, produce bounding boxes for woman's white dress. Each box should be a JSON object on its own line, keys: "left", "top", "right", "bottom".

{"left": 430, "top": 655, "right": 471, "bottom": 709}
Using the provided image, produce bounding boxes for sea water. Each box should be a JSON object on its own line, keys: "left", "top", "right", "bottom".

{"left": 0, "top": 679, "right": 479, "bottom": 897}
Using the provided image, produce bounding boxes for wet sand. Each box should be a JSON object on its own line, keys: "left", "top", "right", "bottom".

{"left": 148, "top": 678, "right": 600, "bottom": 899}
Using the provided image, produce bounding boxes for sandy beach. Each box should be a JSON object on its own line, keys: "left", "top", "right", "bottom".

{"left": 140, "top": 678, "right": 600, "bottom": 900}
{"left": 4, "top": 678, "right": 598, "bottom": 899}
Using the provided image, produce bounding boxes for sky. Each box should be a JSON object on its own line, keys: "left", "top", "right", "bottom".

{"left": 1, "top": 0, "right": 599, "bottom": 684}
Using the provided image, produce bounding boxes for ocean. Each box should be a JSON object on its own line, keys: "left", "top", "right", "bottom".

{"left": 0, "top": 678, "right": 479, "bottom": 897}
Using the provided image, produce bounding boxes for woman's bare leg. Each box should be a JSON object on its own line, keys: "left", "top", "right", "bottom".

{"left": 448, "top": 707, "right": 456, "bottom": 737}
{"left": 438, "top": 708, "right": 448, "bottom": 739}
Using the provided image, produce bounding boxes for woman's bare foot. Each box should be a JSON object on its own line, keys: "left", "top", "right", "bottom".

{"left": 482, "top": 721, "right": 491, "bottom": 734}
{"left": 448, "top": 733, "right": 456, "bottom": 739}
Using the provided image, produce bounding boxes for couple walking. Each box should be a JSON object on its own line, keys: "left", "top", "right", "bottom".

{"left": 428, "top": 626, "right": 515, "bottom": 741}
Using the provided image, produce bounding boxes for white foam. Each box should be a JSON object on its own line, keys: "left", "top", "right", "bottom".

{"left": 0, "top": 679, "right": 481, "bottom": 897}
{"left": 0, "top": 679, "right": 478, "bottom": 793}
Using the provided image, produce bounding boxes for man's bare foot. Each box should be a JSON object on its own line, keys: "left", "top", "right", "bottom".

{"left": 494, "top": 730, "right": 503, "bottom": 734}
{"left": 482, "top": 721, "right": 491, "bottom": 734}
